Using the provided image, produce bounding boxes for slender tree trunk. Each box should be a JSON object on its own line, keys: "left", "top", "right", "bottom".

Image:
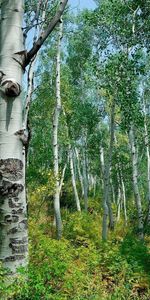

{"left": 143, "top": 100, "right": 150, "bottom": 224}
{"left": 128, "top": 125, "right": 144, "bottom": 239}
{"left": 83, "top": 154, "right": 88, "bottom": 211}
{"left": 59, "top": 160, "right": 68, "bottom": 195}
{"left": 0, "top": 0, "right": 28, "bottom": 273}
{"left": 53, "top": 20, "right": 63, "bottom": 239}
{"left": 102, "top": 101, "right": 115, "bottom": 240}
{"left": 100, "top": 145, "right": 108, "bottom": 238}
{"left": 70, "top": 147, "right": 81, "bottom": 212}
{"left": 23, "top": 1, "right": 48, "bottom": 132}
{"left": 110, "top": 176, "right": 115, "bottom": 204}
{"left": 117, "top": 185, "right": 121, "bottom": 222}
{"left": 73, "top": 149, "right": 78, "bottom": 180}
{"left": 82, "top": 136, "right": 88, "bottom": 211}
{"left": 61, "top": 108, "right": 81, "bottom": 211}
{"left": 100, "top": 145, "right": 105, "bottom": 189}
{"left": 114, "top": 134, "right": 127, "bottom": 223}
{"left": 75, "top": 147, "right": 84, "bottom": 197}
{"left": 93, "top": 175, "right": 97, "bottom": 197}
{"left": 120, "top": 169, "right": 127, "bottom": 224}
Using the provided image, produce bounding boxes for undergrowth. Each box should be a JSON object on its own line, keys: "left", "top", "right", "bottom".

{"left": 0, "top": 197, "right": 150, "bottom": 300}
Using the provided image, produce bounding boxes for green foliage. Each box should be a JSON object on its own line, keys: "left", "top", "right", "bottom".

{"left": 1, "top": 200, "right": 150, "bottom": 300}
{"left": 63, "top": 211, "right": 101, "bottom": 245}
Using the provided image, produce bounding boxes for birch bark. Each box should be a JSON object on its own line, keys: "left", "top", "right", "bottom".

{"left": 100, "top": 145, "right": 105, "bottom": 189}
{"left": 0, "top": 0, "right": 28, "bottom": 273}
{"left": 53, "top": 19, "right": 63, "bottom": 239}
{"left": 120, "top": 169, "right": 127, "bottom": 224}
{"left": 143, "top": 99, "right": 150, "bottom": 224}
{"left": 70, "top": 147, "right": 81, "bottom": 212}
{"left": 128, "top": 125, "right": 144, "bottom": 239}
{"left": 82, "top": 136, "right": 88, "bottom": 211}
{"left": 117, "top": 185, "right": 121, "bottom": 222}
{"left": 102, "top": 101, "right": 115, "bottom": 240}
{"left": 75, "top": 147, "right": 84, "bottom": 197}
{"left": 114, "top": 135, "right": 127, "bottom": 223}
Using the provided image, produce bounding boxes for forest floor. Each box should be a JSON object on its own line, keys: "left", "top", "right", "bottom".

{"left": 0, "top": 197, "right": 150, "bottom": 300}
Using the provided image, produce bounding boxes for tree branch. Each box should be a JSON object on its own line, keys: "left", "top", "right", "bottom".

{"left": 24, "top": 0, "right": 68, "bottom": 67}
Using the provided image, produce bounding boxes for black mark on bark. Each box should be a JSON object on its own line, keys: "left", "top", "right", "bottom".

{"left": 1, "top": 80, "right": 21, "bottom": 97}
{"left": 0, "top": 159, "right": 23, "bottom": 181}
{"left": 4, "top": 214, "right": 19, "bottom": 223}
{"left": 0, "top": 181, "right": 23, "bottom": 196}
{"left": 7, "top": 227, "right": 18, "bottom": 235}
{"left": 4, "top": 255, "right": 25, "bottom": 262}
{"left": 10, "top": 237, "right": 28, "bottom": 245}
{"left": 8, "top": 198, "right": 22, "bottom": 208}
{"left": 12, "top": 208, "right": 24, "bottom": 214}
{"left": 9, "top": 243, "right": 28, "bottom": 254}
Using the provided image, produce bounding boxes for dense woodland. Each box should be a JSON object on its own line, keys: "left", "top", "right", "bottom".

{"left": 0, "top": 0, "right": 150, "bottom": 299}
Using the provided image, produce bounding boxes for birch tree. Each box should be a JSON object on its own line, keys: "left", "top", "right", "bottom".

{"left": 75, "top": 147, "right": 84, "bottom": 197}
{"left": 128, "top": 125, "right": 144, "bottom": 239}
{"left": 53, "top": 19, "right": 63, "bottom": 239}
{"left": 69, "top": 146, "right": 81, "bottom": 212}
{"left": 0, "top": 0, "right": 68, "bottom": 273}
{"left": 82, "top": 135, "right": 88, "bottom": 211}
{"left": 143, "top": 91, "right": 150, "bottom": 224}
{"left": 102, "top": 99, "right": 115, "bottom": 240}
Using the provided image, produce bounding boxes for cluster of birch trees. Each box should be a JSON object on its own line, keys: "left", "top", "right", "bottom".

{"left": 0, "top": 0, "right": 68, "bottom": 274}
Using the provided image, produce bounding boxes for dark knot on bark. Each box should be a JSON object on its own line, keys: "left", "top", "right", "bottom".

{"left": 1, "top": 80, "right": 21, "bottom": 97}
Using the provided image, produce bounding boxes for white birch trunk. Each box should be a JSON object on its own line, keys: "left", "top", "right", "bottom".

{"left": 117, "top": 186, "right": 121, "bottom": 222}
{"left": 93, "top": 175, "right": 97, "bottom": 197}
{"left": 59, "top": 160, "right": 68, "bottom": 195}
{"left": 82, "top": 136, "right": 88, "bottom": 211}
{"left": 75, "top": 147, "right": 84, "bottom": 197}
{"left": 102, "top": 102, "right": 115, "bottom": 240}
{"left": 120, "top": 169, "right": 127, "bottom": 224}
{"left": 100, "top": 145, "right": 108, "bottom": 238}
{"left": 128, "top": 125, "right": 144, "bottom": 239}
{"left": 114, "top": 134, "right": 127, "bottom": 223}
{"left": 100, "top": 145, "right": 105, "bottom": 190}
{"left": 0, "top": 0, "right": 28, "bottom": 273}
{"left": 52, "top": 158, "right": 68, "bottom": 228}
{"left": 61, "top": 108, "right": 81, "bottom": 211}
{"left": 110, "top": 177, "right": 115, "bottom": 204}
{"left": 83, "top": 155, "right": 88, "bottom": 211}
{"left": 69, "top": 147, "right": 81, "bottom": 212}
{"left": 53, "top": 20, "right": 63, "bottom": 239}
{"left": 143, "top": 100, "right": 150, "bottom": 224}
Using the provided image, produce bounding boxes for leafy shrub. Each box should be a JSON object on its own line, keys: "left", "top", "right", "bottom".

{"left": 1, "top": 197, "right": 150, "bottom": 300}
